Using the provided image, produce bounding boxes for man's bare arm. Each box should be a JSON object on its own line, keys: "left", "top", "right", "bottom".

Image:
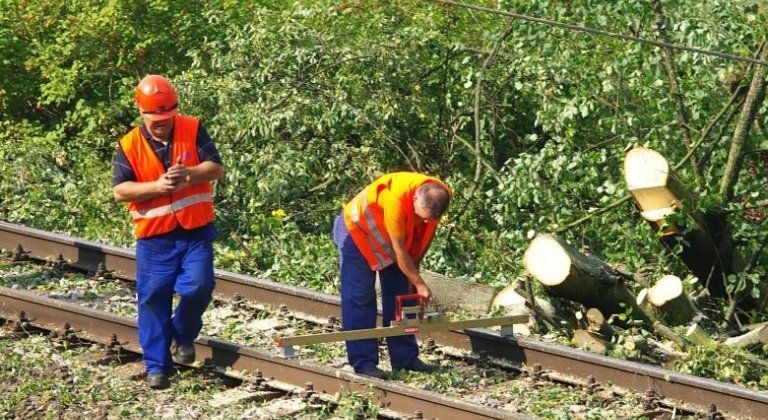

{"left": 391, "top": 236, "right": 432, "bottom": 301}
{"left": 177, "top": 161, "right": 224, "bottom": 184}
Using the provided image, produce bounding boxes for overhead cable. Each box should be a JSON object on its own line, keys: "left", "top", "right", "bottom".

{"left": 432, "top": 0, "right": 768, "bottom": 66}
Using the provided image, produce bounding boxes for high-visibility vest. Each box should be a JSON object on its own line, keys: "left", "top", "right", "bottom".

{"left": 119, "top": 115, "right": 215, "bottom": 238}
{"left": 343, "top": 172, "right": 450, "bottom": 271}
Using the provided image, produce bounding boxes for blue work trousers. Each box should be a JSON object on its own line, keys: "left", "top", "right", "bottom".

{"left": 333, "top": 214, "right": 419, "bottom": 372}
{"left": 136, "top": 224, "right": 216, "bottom": 375}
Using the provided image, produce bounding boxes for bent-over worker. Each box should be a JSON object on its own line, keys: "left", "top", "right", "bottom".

{"left": 333, "top": 172, "right": 451, "bottom": 379}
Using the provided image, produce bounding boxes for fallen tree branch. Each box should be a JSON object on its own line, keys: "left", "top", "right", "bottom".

{"left": 724, "top": 325, "right": 768, "bottom": 349}
{"left": 653, "top": 321, "right": 687, "bottom": 349}
{"left": 554, "top": 195, "right": 632, "bottom": 233}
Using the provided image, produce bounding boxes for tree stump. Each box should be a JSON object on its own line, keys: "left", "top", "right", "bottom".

{"left": 643, "top": 275, "right": 698, "bottom": 326}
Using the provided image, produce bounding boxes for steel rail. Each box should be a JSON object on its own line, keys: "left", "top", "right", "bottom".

{"left": 2, "top": 221, "right": 767, "bottom": 418}
{"left": 0, "top": 286, "right": 523, "bottom": 420}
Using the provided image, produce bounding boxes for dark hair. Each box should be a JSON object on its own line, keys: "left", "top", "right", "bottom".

{"left": 417, "top": 183, "right": 450, "bottom": 216}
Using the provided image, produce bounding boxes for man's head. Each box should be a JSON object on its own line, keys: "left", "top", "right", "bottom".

{"left": 414, "top": 182, "right": 451, "bottom": 222}
{"left": 135, "top": 75, "right": 178, "bottom": 140}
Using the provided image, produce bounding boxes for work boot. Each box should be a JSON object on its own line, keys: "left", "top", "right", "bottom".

{"left": 173, "top": 343, "right": 196, "bottom": 364}
{"left": 146, "top": 373, "right": 170, "bottom": 390}
{"left": 356, "top": 366, "right": 388, "bottom": 380}
{"left": 404, "top": 358, "right": 439, "bottom": 373}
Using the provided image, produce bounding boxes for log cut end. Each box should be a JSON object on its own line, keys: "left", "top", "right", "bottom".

{"left": 523, "top": 234, "right": 571, "bottom": 286}
{"left": 648, "top": 275, "right": 683, "bottom": 306}
{"left": 637, "top": 288, "right": 649, "bottom": 306}
{"left": 624, "top": 147, "right": 681, "bottom": 226}
{"left": 491, "top": 284, "right": 527, "bottom": 310}
{"left": 624, "top": 147, "right": 669, "bottom": 190}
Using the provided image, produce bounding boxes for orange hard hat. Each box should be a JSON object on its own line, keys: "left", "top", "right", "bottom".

{"left": 134, "top": 75, "right": 178, "bottom": 121}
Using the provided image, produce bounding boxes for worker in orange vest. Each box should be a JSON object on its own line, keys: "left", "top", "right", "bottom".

{"left": 112, "top": 75, "right": 224, "bottom": 389}
{"left": 333, "top": 172, "right": 451, "bottom": 378}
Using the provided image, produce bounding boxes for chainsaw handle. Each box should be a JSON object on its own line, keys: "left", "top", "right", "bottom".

{"left": 394, "top": 294, "right": 426, "bottom": 323}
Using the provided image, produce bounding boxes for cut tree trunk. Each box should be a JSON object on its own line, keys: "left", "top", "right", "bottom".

{"left": 624, "top": 147, "right": 745, "bottom": 298}
{"left": 523, "top": 233, "right": 652, "bottom": 326}
{"left": 420, "top": 271, "right": 497, "bottom": 316}
{"left": 585, "top": 307, "right": 616, "bottom": 337}
{"left": 489, "top": 285, "right": 534, "bottom": 335}
{"left": 636, "top": 288, "right": 659, "bottom": 324}
{"left": 572, "top": 329, "right": 608, "bottom": 354}
{"left": 645, "top": 275, "right": 698, "bottom": 326}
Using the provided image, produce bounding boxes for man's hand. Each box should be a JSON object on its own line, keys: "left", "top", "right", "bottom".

{"left": 154, "top": 173, "right": 179, "bottom": 195}
{"left": 415, "top": 282, "right": 432, "bottom": 302}
{"left": 166, "top": 156, "right": 189, "bottom": 185}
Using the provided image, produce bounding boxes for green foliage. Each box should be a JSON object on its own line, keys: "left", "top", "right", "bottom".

{"left": 317, "top": 390, "right": 379, "bottom": 418}
{"left": 674, "top": 345, "right": 768, "bottom": 389}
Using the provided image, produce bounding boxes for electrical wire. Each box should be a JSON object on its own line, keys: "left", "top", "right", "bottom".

{"left": 431, "top": 0, "right": 768, "bottom": 66}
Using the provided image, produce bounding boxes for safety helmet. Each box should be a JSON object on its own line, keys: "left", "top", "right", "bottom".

{"left": 134, "top": 75, "right": 178, "bottom": 121}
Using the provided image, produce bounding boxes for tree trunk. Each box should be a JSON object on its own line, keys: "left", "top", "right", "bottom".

{"left": 720, "top": 41, "right": 768, "bottom": 201}
{"left": 420, "top": 270, "right": 497, "bottom": 316}
{"left": 523, "top": 233, "right": 652, "bottom": 325}
{"left": 489, "top": 285, "right": 535, "bottom": 335}
{"left": 636, "top": 288, "right": 660, "bottom": 324}
{"left": 624, "top": 147, "right": 744, "bottom": 298}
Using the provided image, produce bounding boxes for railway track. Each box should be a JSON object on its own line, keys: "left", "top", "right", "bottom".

{"left": 2, "top": 221, "right": 767, "bottom": 418}
{"left": 0, "top": 286, "right": 521, "bottom": 419}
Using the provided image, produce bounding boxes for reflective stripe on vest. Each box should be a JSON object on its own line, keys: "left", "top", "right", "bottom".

{"left": 348, "top": 188, "right": 394, "bottom": 270}
{"left": 130, "top": 192, "right": 213, "bottom": 219}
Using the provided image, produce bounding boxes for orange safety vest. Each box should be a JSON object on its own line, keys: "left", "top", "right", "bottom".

{"left": 343, "top": 172, "right": 450, "bottom": 271}
{"left": 119, "top": 115, "right": 215, "bottom": 238}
